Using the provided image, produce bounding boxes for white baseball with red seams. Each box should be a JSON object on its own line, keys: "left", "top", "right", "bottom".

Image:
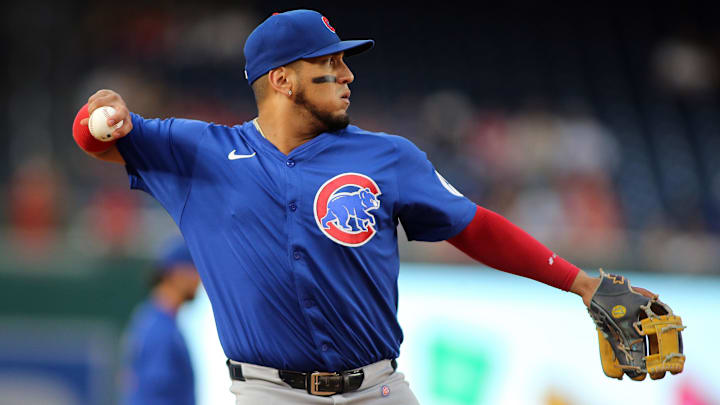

{"left": 88, "top": 106, "right": 123, "bottom": 141}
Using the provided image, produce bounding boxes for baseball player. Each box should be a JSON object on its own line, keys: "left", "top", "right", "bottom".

{"left": 120, "top": 236, "right": 200, "bottom": 405}
{"left": 73, "top": 9, "right": 658, "bottom": 404}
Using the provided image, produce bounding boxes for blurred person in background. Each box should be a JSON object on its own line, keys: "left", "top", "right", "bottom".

{"left": 120, "top": 236, "right": 200, "bottom": 405}
{"left": 72, "top": 9, "right": 662, "bottom": 404}
{"left": 7, "top": 155, "right": 65, "bottom": 263}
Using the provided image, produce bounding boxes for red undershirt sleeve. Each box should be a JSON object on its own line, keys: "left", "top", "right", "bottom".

{"left": 447, "top": 205, "right": 580, "bottom": 291}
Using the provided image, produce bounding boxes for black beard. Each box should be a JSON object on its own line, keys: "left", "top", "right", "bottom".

{"left": 293, "top": 88, "right": 350, "bottom": 133}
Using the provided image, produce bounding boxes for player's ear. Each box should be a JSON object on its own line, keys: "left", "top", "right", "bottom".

{"left": 268, "top": 67, "right": 294, "bottom": 97}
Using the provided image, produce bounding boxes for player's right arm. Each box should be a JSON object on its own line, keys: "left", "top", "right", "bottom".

{"left": 75, "top": 89, "right": 133, "bottom": 164}
{"left": 86, "top": 145, "right": 125, "bottom": 164}
{"left": 73, "top": 89, "right": 210, "bottom": 224}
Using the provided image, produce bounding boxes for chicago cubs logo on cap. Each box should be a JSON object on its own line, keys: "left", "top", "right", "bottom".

{"left": 321, "top": 16, "right": 336, "bottom": 33}
{"left": 314, "top": 173, "right": 381, "bottom": 247}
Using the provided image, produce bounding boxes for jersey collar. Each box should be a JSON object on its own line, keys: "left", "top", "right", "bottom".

{"left": 247, "top": 118, "right": 343, "bottom": 162}
{"left": 252, "top": 118, "right": 267, "bottom": 139}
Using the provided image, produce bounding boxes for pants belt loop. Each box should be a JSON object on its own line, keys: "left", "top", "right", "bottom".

{"left": 226, "top": 359, "right": 246, "bottom": 381}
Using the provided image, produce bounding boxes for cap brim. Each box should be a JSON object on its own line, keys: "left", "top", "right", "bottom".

{"left": 303, "top": 39, "right": 374, "bottom": 59}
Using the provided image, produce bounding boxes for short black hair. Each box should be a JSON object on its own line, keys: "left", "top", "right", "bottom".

{"left": 251, "top": 75, "right": 268, "bottom": 105}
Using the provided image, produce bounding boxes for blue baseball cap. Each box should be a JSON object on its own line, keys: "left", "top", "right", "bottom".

{"left": 156, "top": 236, "right": 195, "bottom": 275}
{"left": 243, "top": 9, "right": 374, "bottom": 84}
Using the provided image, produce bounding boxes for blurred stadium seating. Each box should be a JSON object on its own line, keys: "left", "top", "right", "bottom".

{"left": 3, "top": 1, "right": 720, "bottom": 274}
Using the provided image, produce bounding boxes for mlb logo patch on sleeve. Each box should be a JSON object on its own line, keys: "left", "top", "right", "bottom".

{"left": 435, "top": 170, "right": 464, "bottom": 197}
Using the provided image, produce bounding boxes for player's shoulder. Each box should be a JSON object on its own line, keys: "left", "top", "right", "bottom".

{"left": 343, "top": 125, "right": 421, "bottom": 152}
{"left": 342, "top": 124, "right": 400, "bottom": 141}
{"left": 130, "top": 112, "right": 207, "bottom": 125}
{"left": 227, "top": 120, "right": 256, "bottom": 135}
{"left": 130, "top": 112, "right": 215, "bottom": 136}
{"left": 129, "top": 301, "right": 174, "bottom": 329}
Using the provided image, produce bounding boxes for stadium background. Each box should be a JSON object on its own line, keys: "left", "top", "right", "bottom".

{"left": 1, "top": 1, "right": 719, "bottom": 404}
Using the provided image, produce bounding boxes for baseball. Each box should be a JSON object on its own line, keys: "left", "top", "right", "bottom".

{"left": 88, "top": 106, "right": 123, "bottom": 141}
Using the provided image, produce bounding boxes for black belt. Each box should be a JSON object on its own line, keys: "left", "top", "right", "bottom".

{"left": 226, "top": 359, "right": 397, "bottom": 396}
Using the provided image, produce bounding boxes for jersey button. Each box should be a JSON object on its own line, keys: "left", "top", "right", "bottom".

{"left": 303, "top": 299, "right": 314, "bottom": 308}
{"left": 321, "top": 344, "right": 329, "bottom": 352}
{"left": 289, "top": 202, "right": 297, "bottom": 211}
{"left": 286, "top": 159, "right": 295, "bottom": 167}
{"left": 293, "top": 251, "right": 301, "bottom": 260}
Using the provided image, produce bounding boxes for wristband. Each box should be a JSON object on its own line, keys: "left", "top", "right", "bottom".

{"left": 72, "top": 103, "right": 117, "bottom": 153}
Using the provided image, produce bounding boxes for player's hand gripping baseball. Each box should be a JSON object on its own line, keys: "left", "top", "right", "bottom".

{"left": 81, "top": 89, "right": 134, "bottom": 140}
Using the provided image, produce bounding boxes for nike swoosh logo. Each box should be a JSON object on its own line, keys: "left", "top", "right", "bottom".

{"left": 228, "top": 150, "right": 256, "bottom": 160}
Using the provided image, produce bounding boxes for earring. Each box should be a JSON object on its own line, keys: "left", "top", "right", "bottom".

{"left": 288, "top": 90, "right": 292, "bottom": 96}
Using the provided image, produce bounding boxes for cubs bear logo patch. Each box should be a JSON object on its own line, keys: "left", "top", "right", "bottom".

{"left": 314, "top": 173, "right": 381, "bottom": 247}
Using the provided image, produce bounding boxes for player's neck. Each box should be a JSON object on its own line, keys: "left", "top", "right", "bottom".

{"left": 256, "top": 108, "right": 322, "bottom": 155}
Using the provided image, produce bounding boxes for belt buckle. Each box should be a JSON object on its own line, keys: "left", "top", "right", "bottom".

{"left": 308, "top": 371, "right": 337, "bottom": 396}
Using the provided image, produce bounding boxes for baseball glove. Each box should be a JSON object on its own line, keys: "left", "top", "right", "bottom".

{"left": 587, "top": 270, "right": 686, "bottom": 381}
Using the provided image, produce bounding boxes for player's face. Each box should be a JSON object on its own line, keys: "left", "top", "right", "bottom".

{"left": 293, "top": 52, "right": 354, "bottom": 132}
{"left": 170, "top": 264, "right": 201, "bottom": 301}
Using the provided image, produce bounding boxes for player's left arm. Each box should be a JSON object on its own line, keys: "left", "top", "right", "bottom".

{"left": 446, "top": 205, "right": 655, "bottom": 306}
{"left": 569, "top": 268, "right": 601, "bottom": 307}
{"left": 389, "top": 134, "right": 655, "bottom": 305}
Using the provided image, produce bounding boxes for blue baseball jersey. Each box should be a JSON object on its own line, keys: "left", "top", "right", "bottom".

{"left": 121, "top": 299, "right": 195, "bottom": 405}
{"left": 116, "top": 114, "right": 476, "bottom": 371}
